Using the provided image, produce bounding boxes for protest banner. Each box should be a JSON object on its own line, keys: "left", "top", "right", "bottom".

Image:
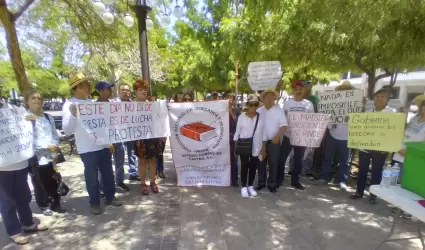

{"left": 287, "top": 112, "right": 331, "bottom": 147}
{"left": 317, "top": 89, "right": 363, "bottom": 124}
{"left": 77, "top": 101, "right": 170, "bottom": 144}
{"left": 347, "top": 112, "right": 406, "bottom": 152}
{"left": 247, "top": 61, "right": 283, "bottom": 91}
{"left": 168, "top": 100, "right": 230, "bottom": 186}
{"left": 0, "top": 107, "right": 33, "bottom": 166}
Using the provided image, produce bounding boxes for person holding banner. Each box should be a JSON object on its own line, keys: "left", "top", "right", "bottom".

{"left": 63, "top": 73, "right": 123, "bottom": 215}
{"left": 319, "top": 83, "right": 355, "bottom": 190}
{"left": 118, "top": 83, "right": 140, "bottom": 182}
{"left": 132, "top": 79, "right": 164, "bottom": 195}
{"left": 96, "top": 81, "right": 130, "bottom": 192}
{"left": 24, "top": 90, "right": 67, "bottom": 215}
{"left": 0, "top": 103, "right": 48, "bottom": 245}
{"left": 392, "top": 94, "right": 425, "bottom": 177}
{"left": 351, "top": 87, "right": 396, "bottom": 203}
{"left": 278, "top": 80, "right": 315, "bottom": 190}
{"left": 234, "top": 94, "right": 264, "bottom": 197}
{"left": 256, "top": 89, "right": 287, "bottom": 193}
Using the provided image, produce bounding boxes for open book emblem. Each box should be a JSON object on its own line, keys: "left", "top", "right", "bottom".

{"left": 180, "top": 122, "right": 217, "bottom": 143}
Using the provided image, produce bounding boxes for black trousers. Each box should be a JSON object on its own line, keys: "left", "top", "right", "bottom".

{"left": 240, "top": 154, "right": 259, "bottom": 187}
{"left": 29, "top": 162, "right": 59, "bottom": 209}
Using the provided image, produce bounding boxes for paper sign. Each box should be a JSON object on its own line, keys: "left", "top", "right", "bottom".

{"left": 318, "top": 90, "right": 363, "bottom": 124}
{"left": 247, "top": 61, "right": 283, "bottom": 91}
{"left": 347, "top": 112, "right": 406, "bottom": 152}
{"left": 0, "top": 107, "right": 33, "bottom": 166}
{"left": 168, "top": 100, "right": 230, "bottom": 186}
{"left": 287, "top": 112, "right": 331, "bottom": 147}
{"left": 77, "top": 101, "right": 170, "bottom": 144}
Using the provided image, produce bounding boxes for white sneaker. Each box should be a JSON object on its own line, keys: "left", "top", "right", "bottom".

{"left": 339, "top": 182, "right": 347, "bottom": 191}
{"left": 241, "top": 187, "right": 249, "bottom": 198}
{"left": 247, "top": 186, "right": 257, "bottom": 197}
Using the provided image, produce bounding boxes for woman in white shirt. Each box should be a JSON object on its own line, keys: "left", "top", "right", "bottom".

{"left": 393, "top": 94, "right": 425, "bottom": 175}
{"left": 234, "top": 94, "right": 264, "bottom": 197}
{"left": 351, "top": 88, "right": 396, "bottom": 203}
{"left": 25, "top": 90, "right": 66, "bottom": 216}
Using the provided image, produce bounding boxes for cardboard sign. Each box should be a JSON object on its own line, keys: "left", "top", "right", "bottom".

{"left": 168, "top": 100, "right": 230, "bottom": 186}
{"left": 0, "top": 107, "right": 33, "bottom": 166}
{"left": 348, "top": 112, "right": 406, "bottom": 152}
{"left": 318, "top": 90, "right": 363, "bottom": 124}
{"left": 287, "top": 112, "right": 331, "bottom": 147}
{"left": 247, "top": 61, "right": 283, "bottom": 91}
{"left": 77, "top": 101, "right": 170, "bottom": 144}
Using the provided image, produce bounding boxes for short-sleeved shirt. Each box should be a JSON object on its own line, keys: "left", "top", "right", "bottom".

{"left": 257, "top": 105, "right": 288, "bottom": 141}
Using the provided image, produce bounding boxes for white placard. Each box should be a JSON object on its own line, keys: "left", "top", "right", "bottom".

{"left": 168, "top": 101, "right": 230, "bottom": 186}
{"left": 287, "top": 112, "right": 331, "bottom": 147}
{"left": 248, "top": 61, "right": 283, "bottom": 91}
{"left": 77, "top": 101, "right": 170, "bottom": 144}
{"left": 317, "top": 89, "right": 363, "bottom": 124}
{"left": 0, "top": 107, "right": 33, "bottom": 166}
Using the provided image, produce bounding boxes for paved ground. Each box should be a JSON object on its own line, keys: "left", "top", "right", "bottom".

{"left": 0, "top": 144, "right": 424, "bottom": 250}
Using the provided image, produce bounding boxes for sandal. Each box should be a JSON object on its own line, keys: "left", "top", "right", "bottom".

{"left": 22, "top": 224, "right": 48, "bottom": 233}
{"left": 151, "top": 183, "right": 159, "bottom": 193}
{"left": 10, "top": 234, "right": 29, "bottom": 245}
{"left": 141, "top": 184, "right": 149, "bottom": 195}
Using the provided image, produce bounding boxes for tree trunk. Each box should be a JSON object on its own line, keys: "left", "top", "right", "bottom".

{"left": 0, "top": 5, "right": 30, "bottom": 93}
{"left": 367, "top": 73, "right": 376, "bottom": 99}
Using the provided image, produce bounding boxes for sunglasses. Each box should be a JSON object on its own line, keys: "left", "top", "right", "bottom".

{"left": 184, "top": 98, "right": 191, "bottom": 101}
{"left": 247, "top": 103, "right": 259, "bottom": 107}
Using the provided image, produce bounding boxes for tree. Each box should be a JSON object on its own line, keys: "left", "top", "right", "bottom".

{"left": 0, "top": 0, "right": 35, "bottom": 93}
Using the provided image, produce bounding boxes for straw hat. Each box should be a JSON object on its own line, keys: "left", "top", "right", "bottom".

{"left": 260, "top": 88, "right": 279, "bottom": 100}
{"left": 68, "top": 72, "right": 89, "bottom": 89}
{"left": 245, "top": 94, "right": 260, "bottom": 104}
{"left": 413, "top": 94, "right": 425, "bottom": 106}
{"left": 335, "top": 80, "right": 355, "bottom": 91}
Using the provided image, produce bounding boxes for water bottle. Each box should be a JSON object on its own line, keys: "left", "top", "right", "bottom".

{"left": 390, "top": 163, "right": 400, "bottom": 186}
{"left": 381, "top": 164, "right": 392, "bottom": 188}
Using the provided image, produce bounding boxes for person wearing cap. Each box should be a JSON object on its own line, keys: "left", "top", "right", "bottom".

{"left": 319, "top": 82, "right": 356, "bottom": 190}
{"left": 351, "top": 87, "right": 396, "bottom": 203}
{"left": 62, "top": 73, "right": 123, "bottom": 215}
{"left": 256, "top": 89, "right": 287, "bottom": 193}
{"left": 95, "top": 81, "right": 130, "bottom": 193}
{"left": 234, "top": 94, "right": 264, "bottom": 197}
{"left": 277, "top": 80, "right": 314, "bottom": 190}
{"left": 117, "top": 82, "right": 140, "bottom": 182}
{"left": 223, "top": 91, "right": 241, "bottom": 187}
{"left": 0, "top": 99, "right": 49, "bottom": 245}
{"left": 392, "top": 94, "right": 425, "bottom": 177}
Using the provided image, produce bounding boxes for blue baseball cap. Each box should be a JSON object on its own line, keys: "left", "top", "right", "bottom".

{"left": 95, "top": 81, "right": 114, "bottom": 91}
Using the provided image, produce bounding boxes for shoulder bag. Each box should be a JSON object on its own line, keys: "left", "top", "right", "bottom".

{"left": 235, "top": 113, "right": 259, "bottom": 155}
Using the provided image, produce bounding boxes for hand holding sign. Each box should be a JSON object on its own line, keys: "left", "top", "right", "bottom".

{"left": 69, "top": 104, "right": 77, "bottom": 117}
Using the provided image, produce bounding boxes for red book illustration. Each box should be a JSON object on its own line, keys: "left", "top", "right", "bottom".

{"left": 180, "top": 122, "right": 217, "bottom": 142}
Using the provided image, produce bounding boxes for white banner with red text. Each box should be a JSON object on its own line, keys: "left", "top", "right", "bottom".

{"left": 168, "top": 100, "right": 231, "bottom": 186}
{"left": 77, "top": 101, "right": 170, "bottom": 144}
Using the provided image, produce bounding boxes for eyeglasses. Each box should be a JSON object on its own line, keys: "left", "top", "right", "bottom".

{"left": 247, "top": 103, "right": 259, "bottom": 107}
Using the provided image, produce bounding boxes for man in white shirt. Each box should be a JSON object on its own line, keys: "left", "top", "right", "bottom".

{"left": 278, "top": 80, "right": 315, "bottom": 190}
{"left": 256, "top": 89, "right": 288, "bottom": 193}
{"left": 62, "top": 73, "right": 123, "bottom": 215}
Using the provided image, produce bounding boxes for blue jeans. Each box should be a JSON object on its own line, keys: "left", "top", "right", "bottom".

{"left": 125, "top": 141, "right": 138, "bottom": 177}
{"left": 80, "top": 148, "right": 116, "bottom": 205}
{"left": 0, "top": 168, "right": 34, "bottom": 236}
{"left": 356, "top": 151, "right": 389, "bottom": 196}
{"left": 320, "top": 134, "right": 351, "bottom": 183}
{"left": 99, "top": 144, "right": 125, "bottom": 187}
{"left": 278, "top": 136, "right": 306, "bottom": 185}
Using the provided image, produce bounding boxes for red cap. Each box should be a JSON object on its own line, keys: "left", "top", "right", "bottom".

{"left": 291, "top": 80, "right": 303, "bottom": 88}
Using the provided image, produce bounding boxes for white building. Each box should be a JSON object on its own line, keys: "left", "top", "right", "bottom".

{"left": 313, "top": 69, "right": 425, "bottom": 106}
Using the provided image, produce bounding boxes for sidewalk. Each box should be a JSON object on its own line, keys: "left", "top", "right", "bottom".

{"left": 0, "top": 144, "right": 423, "bottom": 250}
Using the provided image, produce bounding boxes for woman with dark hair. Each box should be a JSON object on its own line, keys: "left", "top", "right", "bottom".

{"left": 182, "top": 92, "right": 193, "bottom": 102}
{"left": 133, "top": 80, "right": 165, "bottom": 194}
{"left": 173, "top": 92, "right": 184, "bottom": 102}
{"left": 25, "top": 90, "right": 66, "bottom": 216}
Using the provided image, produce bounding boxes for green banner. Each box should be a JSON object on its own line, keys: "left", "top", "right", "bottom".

{"left": 348, "top": 112, "right": 406, "bottom": 152}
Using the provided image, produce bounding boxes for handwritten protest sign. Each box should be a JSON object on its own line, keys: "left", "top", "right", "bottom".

{"left": 348, "top": 113, "right": 406, "bottom": 152}
{"left": 168, "top": 100, "right": 230, "bottom": 186}
{"left": 0, "top": 107, "right": 33, "bottom": 166}
{"left": 318, "top": 89, "right": 363, "bottom": 124}
{"left": 77, "top": 101, "right": 170, "bottom": 145}
{"left": 248, "top": 61, "right": 283, "bottom": 91}
{"left": 287, "top": 112, "right": 331, "bottom": 147}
